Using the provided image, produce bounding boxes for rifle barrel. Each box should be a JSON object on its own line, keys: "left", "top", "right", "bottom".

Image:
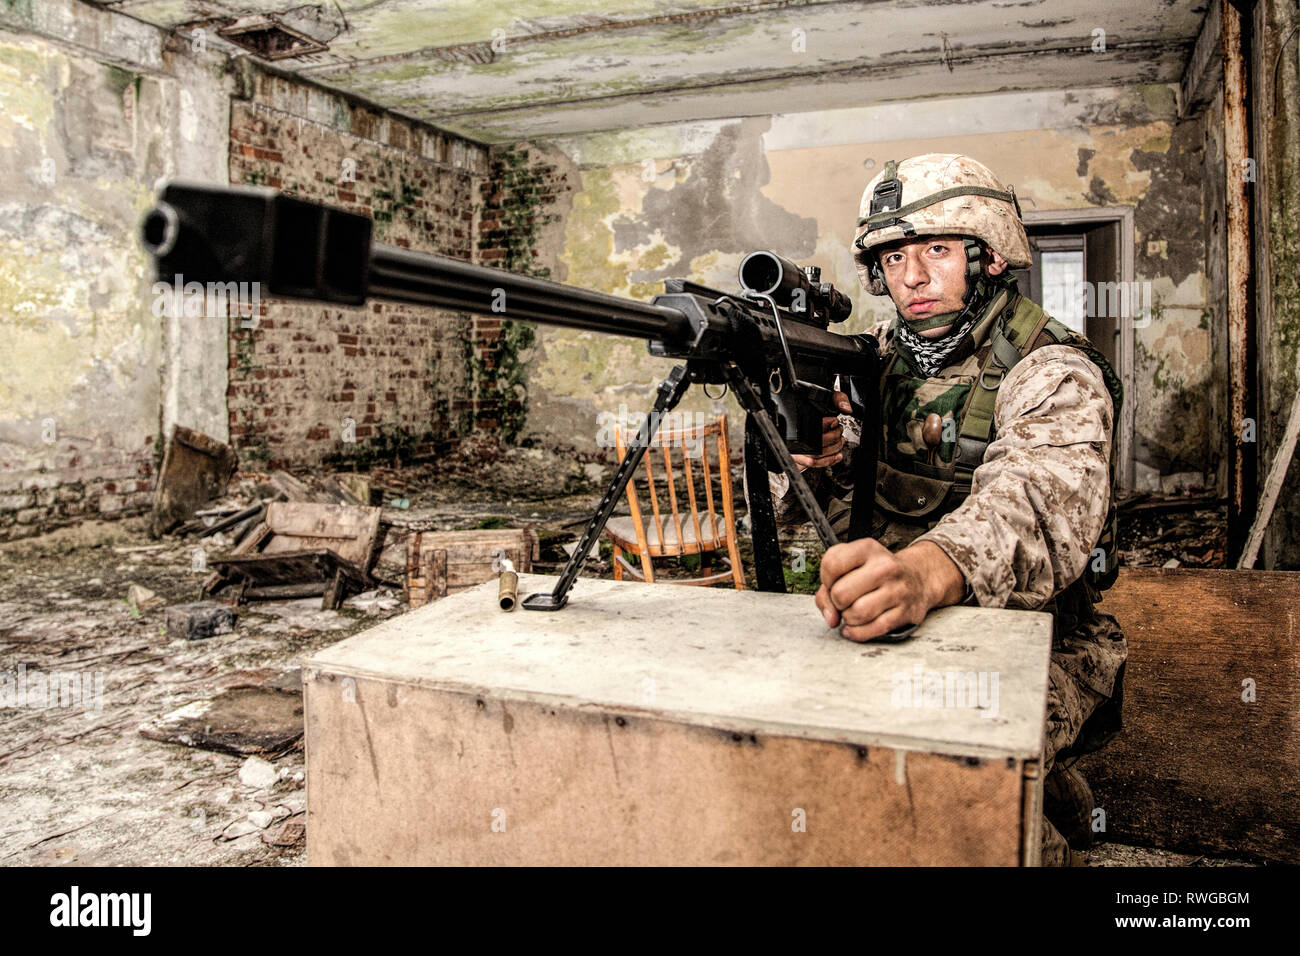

{"left": 367, "top": 243, "right": 688, "bottom": 341}
{"left": 139, "top": 180, "right": 690, "bottom": 345}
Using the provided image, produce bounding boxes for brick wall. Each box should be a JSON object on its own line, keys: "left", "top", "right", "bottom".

{"left": 0, "top": 441, "right": 156, "bottom": 540}
{"left": 226, "top": 74, "right": 491, "bottom": 468}
{"left": 473, "top": 146, "right": 574, "bottom": 439}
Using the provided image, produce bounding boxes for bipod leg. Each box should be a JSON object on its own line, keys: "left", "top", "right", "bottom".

{"left": 725, "top": 366, "right": 838, "bottom": 550}
{"left": 523, "top": 365, "right": 690, "bottom": 611}
{"left": 726, "top": 364, "right": 916, "bottom": 641}
{"left": 744, "top": 417, "right": 785, "bottom": 592}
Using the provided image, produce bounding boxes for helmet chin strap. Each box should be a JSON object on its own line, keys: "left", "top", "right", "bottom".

{"left": 884, "top": 238, "right": 987, "bottom": 334}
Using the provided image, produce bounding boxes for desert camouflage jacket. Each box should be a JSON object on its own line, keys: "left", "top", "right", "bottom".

{"left": 769, "top": 296, "right": 1126, "bottom": 698}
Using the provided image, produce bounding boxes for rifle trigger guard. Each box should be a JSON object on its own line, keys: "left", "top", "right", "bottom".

{"left": 702, "top": 381, "right": 728, "bottom": 400}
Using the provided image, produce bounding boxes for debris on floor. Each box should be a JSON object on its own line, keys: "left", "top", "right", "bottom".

{"left": 164, "top": 601, "right": 237, "bottom": 641}
{"left": 1117, "top": 493, "right": 1227, "bottom": 569}
{"left": 126, "top": 583, "right": 166, "bottom": 614}
{"left": 238, "top": 755, "right": 284, "bottom": 789}
{"left": 149, "top": 426, "right": 239, "bottom": 537}
{"left": 341, "top": 588, "right": 403, "bottom": 616}
{"left": 138, "top": 685, "right": 304, "bottom": 757}
{"left": 203, "top": 502, "right": 383, "bottom": 610}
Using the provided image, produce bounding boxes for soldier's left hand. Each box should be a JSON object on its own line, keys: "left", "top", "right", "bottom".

{"left": 815, "top": 538, "right": 964, "bottom": 641}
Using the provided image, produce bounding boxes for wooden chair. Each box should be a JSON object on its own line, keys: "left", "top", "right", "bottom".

{"left": 604, "top": 413, "right": 745, "bottom": 588}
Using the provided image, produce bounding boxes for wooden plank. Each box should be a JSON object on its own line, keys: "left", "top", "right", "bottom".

{"left": 244, "top": 582, "right": 328, "bottom": 600}
{"left": 1078, "top": 568, "right": 1300, "bottom": 863}
{"left": 148, "top": 425, "right": 238, "bottom": 537}
{"left": 268, "top": 470, "right": 313, "bottom": 503}
{"left": 408, "top": 549, "right": 447, "bottom": 608}
{"left": 407, "top": 529, "right": 535, "bottom": 607}
{"left": 1239, "top": 382, "right": 1300, "bottom": 568}
{"left": 305, "top": 679, "right": 1026, "bottom": 865}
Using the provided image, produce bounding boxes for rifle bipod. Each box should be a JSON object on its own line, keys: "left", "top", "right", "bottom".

{"left": 523, "top": 363, "right": 917, "bottom": 640}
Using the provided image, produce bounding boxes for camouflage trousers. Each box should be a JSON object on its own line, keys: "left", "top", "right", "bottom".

{"left": 1040, "top": 660, "right": 1108, "bottom": 865}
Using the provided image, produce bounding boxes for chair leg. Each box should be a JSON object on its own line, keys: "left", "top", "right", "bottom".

{"left": 612, "top": 543, "right": 624, "bottom": 581}
{"left": 727, "top": 538, "right": 746, "bottom": 590}
{"left": 638, "top": 549, "right": 655, "bottom": 583}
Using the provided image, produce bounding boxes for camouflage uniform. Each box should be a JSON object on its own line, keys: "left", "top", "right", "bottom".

{"left": 773, "top": 153, "right": 1128, "bottom": 865}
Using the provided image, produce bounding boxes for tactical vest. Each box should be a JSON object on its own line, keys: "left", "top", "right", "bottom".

{"left": 874, "top": 291, "right": 1124, "bottom": 595}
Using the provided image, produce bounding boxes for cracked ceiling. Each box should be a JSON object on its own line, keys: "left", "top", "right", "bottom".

{"left": 90, "top": 0, "right": 1210, "bottom": 142}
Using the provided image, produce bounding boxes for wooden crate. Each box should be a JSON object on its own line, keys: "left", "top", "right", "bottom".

{"left": 405, "top": 528, "right": 537, "bottom": 608}
{"left": 304, "top": 574, "right": 1053, "bottom": 865}
{"left": 205, "top": 502, "right": 381, "bottom": 609}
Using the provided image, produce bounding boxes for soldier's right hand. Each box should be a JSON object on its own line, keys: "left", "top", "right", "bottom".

{"left": 791, "top": 391, "right": 852, "bottom": 471}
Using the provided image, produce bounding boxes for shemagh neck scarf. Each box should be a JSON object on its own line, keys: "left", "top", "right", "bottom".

{"left": 893, "top": 274, "right": 1014, "bottom": 376}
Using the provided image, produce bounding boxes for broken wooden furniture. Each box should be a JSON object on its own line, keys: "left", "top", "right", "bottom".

{"left": 404, "top": 528, "right": 537, "bottom": 608}
{"left": 149, "top": 425, "right": 239, "bottom": 536}
{"left": 304, "top": 574, "right": 1052, "bottom": 865}
{"left": 605, "top": 414, "right": 745, "bottom": 588}
{"left": 1076, "top": 567, "right": 1300, "bottom": 864}
{"left": 203, "top": 502, "right": 382, "bottom": 610}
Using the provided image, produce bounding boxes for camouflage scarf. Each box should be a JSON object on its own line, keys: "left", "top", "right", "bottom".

{"left": 894, "top": 274, "right": 1013, "bottom": 376}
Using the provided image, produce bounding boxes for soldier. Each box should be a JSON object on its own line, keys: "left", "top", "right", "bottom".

{"left": 773, "top": 154, "right": 1127, "bottom": 866}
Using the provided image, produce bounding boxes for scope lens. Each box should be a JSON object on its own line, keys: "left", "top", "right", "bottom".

{"left": 739, "top": 252, "right": 782, "bottom": 295}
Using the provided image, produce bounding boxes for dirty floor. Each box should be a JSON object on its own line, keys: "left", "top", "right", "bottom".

{"left": 0, "top": 469, "right": 1253, "bottom": 867}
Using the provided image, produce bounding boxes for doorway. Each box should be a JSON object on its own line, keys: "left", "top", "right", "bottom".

{"left": 1012, "top": 208, "right": 1136, "bottom": 490}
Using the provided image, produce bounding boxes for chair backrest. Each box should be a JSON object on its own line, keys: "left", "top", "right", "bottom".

{"left": 614, "top": 413, "right": 736, "bottom": 555}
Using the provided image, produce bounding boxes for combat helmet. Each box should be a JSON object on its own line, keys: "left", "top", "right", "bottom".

{"left": 853, "top": 154, "right": 1032, "bottom": 295}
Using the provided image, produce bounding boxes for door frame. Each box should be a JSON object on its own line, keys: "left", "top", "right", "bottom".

{"left": 1022, "top": 206, "right": 1137, "bottom": 492}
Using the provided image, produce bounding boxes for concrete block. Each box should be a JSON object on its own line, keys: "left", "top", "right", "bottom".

{"left": 165, "top": 602, "right": 236, "bottom": 641}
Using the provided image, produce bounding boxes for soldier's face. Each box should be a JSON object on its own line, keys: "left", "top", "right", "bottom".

{"left": 878, "top": 237, "right": 970, "bottom": 338}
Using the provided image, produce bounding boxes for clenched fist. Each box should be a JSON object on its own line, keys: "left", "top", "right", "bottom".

{"left": 815, "top": 538, "right": 967, "bottom": 642}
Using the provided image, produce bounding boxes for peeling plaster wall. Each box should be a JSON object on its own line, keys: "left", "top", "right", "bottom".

{"left": 1258, "top": 0, "right": 1300, "bottom": 569}
{"left": 525, "top": 84, "right": 1216, "bottom": 490}
{"left": 0, "top": 0, "right": 231, "bottom": 539}
{"left": 1202, "top": 85, "right": 1230, "bottom": 500}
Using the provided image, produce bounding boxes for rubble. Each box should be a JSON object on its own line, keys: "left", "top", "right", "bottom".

{"left": 342, "top": 589, "right": 403, "bottom": 616}
{"left": 149, "top": 426, "right": 239, "bottom": 537}
{"left": 1118, "top": 494, "right": 1227, "bottom": 569}
{"left": 126, "top": 583, "right": 165, "bottom": 614}
{"left": 202, "top": 502, "right": 383, "bottom": 610}
{"left": 238, "top": 756, "right": 279, "bottom": 790}
{"left": 164, "top": 602, "right": 236, "bottom": 641}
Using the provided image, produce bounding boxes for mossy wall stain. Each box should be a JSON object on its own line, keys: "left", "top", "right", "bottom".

{"left": 1260, "top": 0, "right": 1300, "bottom": 567}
